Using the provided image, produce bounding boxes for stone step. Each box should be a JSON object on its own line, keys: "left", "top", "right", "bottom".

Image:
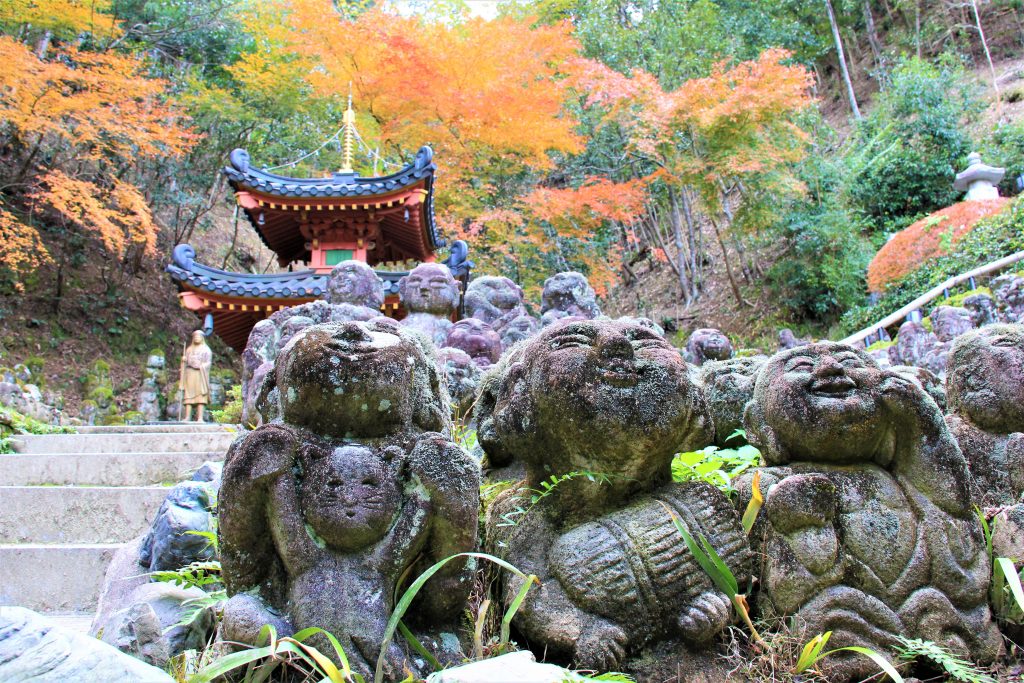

{"left": 11, "top": 430, "right": 238, "bottom": 455}
{"left": 0, "top": 486, "right": 170, "bottom": 544}
{"left": 0, "top": 544, "right": 123, "bottom": 613}
{"left": 0, "top": 451, "right": 223, "bottom": 487}
{"left": 75, "top": 423, "right": 240, "bottom": 434}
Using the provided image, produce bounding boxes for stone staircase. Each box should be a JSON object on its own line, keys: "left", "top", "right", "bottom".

{"left": 0, "top": 423, "right": 237, "bottom": 628}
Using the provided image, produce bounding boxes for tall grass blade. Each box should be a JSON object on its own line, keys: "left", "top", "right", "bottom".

{"left": 501, "top": 573, "right": 539, "bottom": 649}
{"left": 997, "top": 557, "right": 1024, "bottom": 611}
{"left": 375, "top": 552, "right": 538, "bottom": 683}
{"left": 794, "top": 631, "right": 832, "bottom": 673}
{"left": 826, "top": 646, "right": 904, "bottom": 682}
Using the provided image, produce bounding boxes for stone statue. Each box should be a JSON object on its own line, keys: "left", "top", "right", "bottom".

{"left": 778, "top": 328, "right": 808, "bottom": 350}
{"left": 963, "top": 292, "right": 1000, "bottom": 327}
{"left": 945, "top": 324, "right": 1024, "bottom": 506}
{"left": 736, "top": 342, "right": 1001, "bottom": 678}
{"left": 931, "top": 305, "right": 975, "bottom": 342}
{"left": 891, "top": 364, "right": 946, "bottom": 412}
{"left": 437, "top": 348, "right": 481, "bottom": 418}
{"left": 241, "top": 320, "right": 278, "bottom": 426}
{"left": 499, "top": 314, "right": 539, "bottom": 350}
{"left": 888, "top": 320, "right": 938, "bottom": 368}
{"left": 399, "top": 263, "right": 461, "bottom": 347}
{"left": 444, "top": 318, "right": 501, "bottom": 368}
{"left": 684, "top": 328, "right": 734, "bottom": 366}
{"left": 616, "top": 315, "right": 665, "bottom": 337}
{"left": 178, "top": 331, "right": 212, "bottom": 422}
{"left": 481, "top": 319, "right": 750, "bottom": 678}
{"left": 464, "top": 276, "right": 526, "bottom": 336}
{"left": 993, "top": 273, "right": 1024, "bottom": 323}
{"left": 698, "top": 356, "right": 766, "bottom": 447}
{"left": 325, "top": 260, "right": 386, "bottom": 321}
{"left": 539, "top": 272, "right": 601, "bottom": 327}
{"left": 220, "top": 320, "right": 479, "bottom": 679}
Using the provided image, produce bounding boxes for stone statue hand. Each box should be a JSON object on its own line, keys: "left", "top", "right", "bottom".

{"left": 242, "top": 424, "right": 297, "bottom": 483}
{"left": 677, "top": 590, "right": 731, "bottom": 645}
{"left": 574, "top": 621, "right": 628, "bottom": 672}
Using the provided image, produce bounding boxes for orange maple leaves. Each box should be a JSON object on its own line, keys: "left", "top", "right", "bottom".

{"left": 867, "top": 199, "right": 1010, "bottom": 292}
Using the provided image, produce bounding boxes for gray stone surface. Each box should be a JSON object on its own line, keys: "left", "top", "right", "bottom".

{"left": 0, "top": 486, "right": 172, "bottom": 544}
{"left": 399, "top": 263, "right": 461, "bottom": 346}
{"left": 539, "top": 272, "right": 601, "bottom": 327}
{"left": 139, "top": 480, "right": 217, "bottom": 571}
{"left": 426, "top": 651, "right": 568, "bottom": 683}
{"left": 0, "top": 451, "right": 222, "bottom": 486}
{"left": 685, "top": 328, "right": 734, "bottom": 366}
{"left": 0, "top": 606, "right": 173, "bottom": 682}
{"left": 698, "top": 356, "right": 766, "bottom": 447}
{"left": 11, "top": 431, "right": 236, "bottom": 454}
{"left": 0, "top": 544, "right": 122, "bottom": 612}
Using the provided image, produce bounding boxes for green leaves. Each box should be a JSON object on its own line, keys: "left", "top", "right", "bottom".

{"left": 671, "top": 442, "right": 761, "bottom": 494}
{"left": 895, "top": 637, "right": 995, "bottom": 683}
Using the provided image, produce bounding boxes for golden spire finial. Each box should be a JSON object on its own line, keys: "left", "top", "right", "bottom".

{"left": 340, "top": 86, "right": 357, "bottom": 174}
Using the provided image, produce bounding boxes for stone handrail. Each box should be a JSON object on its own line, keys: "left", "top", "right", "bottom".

{"left": 841, "top": 250, "right": 1024, "bottom": 347}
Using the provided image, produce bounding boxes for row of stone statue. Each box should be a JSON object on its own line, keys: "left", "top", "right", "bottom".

{"left": 865, "top": 273, "right": 1024, "bottom": 380}
{"left": 223, "top": 280, "right": 1024, "bottom": 680}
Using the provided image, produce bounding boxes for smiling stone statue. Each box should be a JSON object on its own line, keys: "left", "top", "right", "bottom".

{"left": 945, "top": 324, "right": 1024, "bottom": 505}
{"left": 481, "top": 319, "right": 751, "bottom": 679}
{"left": 737, "top": 342, "right": 1001, "bottom": 679}
{"left": 219, "top": 320, "right": 479, "bottom": 679}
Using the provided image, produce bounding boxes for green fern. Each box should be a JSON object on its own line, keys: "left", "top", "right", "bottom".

{"left": 894, "top": 637, "right": 996, "bottom": 683}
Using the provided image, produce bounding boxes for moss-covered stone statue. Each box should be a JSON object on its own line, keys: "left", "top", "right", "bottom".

{"left": 538, "top": 272, "right": 601, "bottom": 327}
{"left": 698, "top": 356, "right": 766, "bottom": 447}
{"left": 179, "top": 331, "right": 212, "bottom": 422}
{"left": 481, "top": 319, "right": 751, "bottom": 679}
{"left": 684, "top": 327, "right": 734, "bottom": 366}
{"left": 945, "top": 324, "right": 1024, "bottom": 505}
{"left": 398, "top": 263, "right": 461, "bottom": 347}
{"left": 219, "top": 319, "right": 479, "bottom": 679}
{"left": 736, "top": 341, "right": 1001, "bottom": 679}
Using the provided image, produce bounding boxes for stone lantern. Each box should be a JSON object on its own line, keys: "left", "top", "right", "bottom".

{"left": 954, "top": 152, "right": 1005, "bottom": 201}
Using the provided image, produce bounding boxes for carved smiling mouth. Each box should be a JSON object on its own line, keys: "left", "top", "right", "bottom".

{"left": 810, "top": 376, "right": 856, "bottom": 398}
{"left": 598, "top": 360, "right": 640, "bottom": 387}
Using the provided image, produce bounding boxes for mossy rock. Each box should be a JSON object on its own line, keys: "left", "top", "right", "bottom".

{"left": 943, "top": 286, "right": 993, "bottom": 308}
{"left": 867, "top": 339, "right": 896, "bottom": 352}
{"left": 92, "top": 359, "right": 111, "bottom": 379}
{"left": 99, "top": 413, "right": 125, "bottom": 426}
{"left": 148, "top": 349, "right": 165, "bottom": 358}
{"left": 122, "top": 410, "right": 145, "bottom": 425}
{"left": 88, "top": 386, "right": 115, "bottom": 407}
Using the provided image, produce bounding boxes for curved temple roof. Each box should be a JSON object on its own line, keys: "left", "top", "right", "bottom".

{"left": 223, "top": 146, "right": 441, "bottom": 264}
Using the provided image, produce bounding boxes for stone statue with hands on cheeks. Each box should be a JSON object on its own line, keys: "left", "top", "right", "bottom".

{"left": 481, "top": 319, "right": 751, "bottom": 679}
{"left": 219, "top": 318, "right": 479, "bottom": 679}
{"left": 735, "top": 341, "right": 1001, "bottom": 679}
{"left": 398, "top": 263, "right": 461, "bottom": 347}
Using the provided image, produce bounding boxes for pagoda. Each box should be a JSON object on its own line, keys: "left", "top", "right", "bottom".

{"left": 166, "top": 102, "right": 469, "bottom": 352}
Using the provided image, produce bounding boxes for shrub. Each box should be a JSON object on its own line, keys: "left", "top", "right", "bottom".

{"left": 211, "top": 384, "right": 242, "bottom": 425}
{"left": 866, "top": 198, "right": 1009, "bottom": 292}
{"left": 844, "top": 56, "right": 981, "bottom": 233}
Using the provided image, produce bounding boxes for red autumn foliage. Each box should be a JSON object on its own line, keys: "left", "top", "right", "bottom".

{"left": 867, "top": 198, "right": 1010, "bottom": 292}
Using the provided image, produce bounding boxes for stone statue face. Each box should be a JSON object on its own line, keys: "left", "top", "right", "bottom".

{"left": 501, "top": 314, "right": 539, "bottom": 348}
{"left": 299, "top": 444, "right": 400, "bottom": 552}
{"left": 326, "top": 261, "right": 384, "bottom": 310}
{"left": 438, "top": 348, "right": 480, "bottom": 411}
{"left": 465, "top": 276, "right": 524, "bottom": 325}
{"left": 947, "top": 324, "right": 1024, "bottom": 433}
{"left": 399, "top": 263, "right": 460, "bottom": 315}
{"left": 486, "top": 319, "right": 709, "bottom": 481}
{"left": 930, "top": 306, "right": 975, "bottom": 342}
{"left": 191, "top": 330, "right": 206, "bottom": 345}
{"left": 445, "top": 319, "right": 501, "bottom": 367}
{"left": 699, "top": 356, "right": 766, "bottom": 445}
{"left": 540, "top": 272, "right": 600, "bottom": 319}
{"left": 687, "top": 328, "right": 733, "bottom": 364}
{"left": 749, "top": 342, "right": 887, "bottom": 464}
{"left": 277, "top": 316, "right": 315, "bottom": 352}
{"left": 276, "top": 321, "right": 420, "bottom": 438}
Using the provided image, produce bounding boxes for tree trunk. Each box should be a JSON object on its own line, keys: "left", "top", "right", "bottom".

{"left": 970, "top": 0, "right": 1002, "bottom": 118}
{"left": 824, "top": 0, "right": 862, "bottom": 120}
{"left": 710, "top": 217, "right": 750, "bottom": 308}
{"left": 34, "top": 30, "right": 52, "bottom": 59}
{"left": 864, "top": 0, "right": 883, "bottom": 66}
{"left": 667, "top": 188, "right": 693, "bottom": 305}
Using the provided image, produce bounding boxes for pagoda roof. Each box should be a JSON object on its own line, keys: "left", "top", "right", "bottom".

{"left": 166, "top": 244, "right": 406, "bottom": 351}
{"left": 223, "top": 146, "right": 441, "bottom": 265}
{"left": 224, "top": 146, "right": 436, "bottom": 200}
{"left": 167, "top": 244, "right": 404, "bottom": 299}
